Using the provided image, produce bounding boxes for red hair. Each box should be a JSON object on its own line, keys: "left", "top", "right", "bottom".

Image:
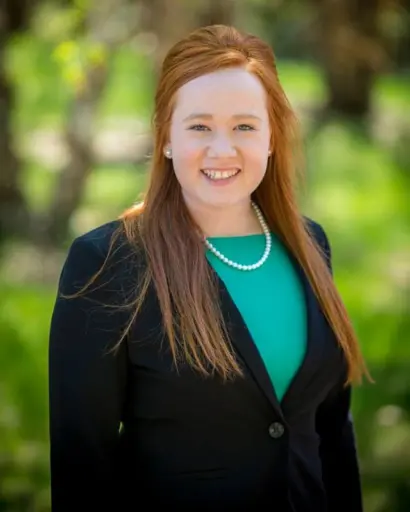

{"left": 110, "top": 25, "right": 370, "bottom": 383}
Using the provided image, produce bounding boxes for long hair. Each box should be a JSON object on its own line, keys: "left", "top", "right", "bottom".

{"left": 86, "top": 25, "right": 370, "bottom": 384}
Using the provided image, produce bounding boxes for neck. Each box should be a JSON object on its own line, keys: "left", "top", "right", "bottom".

{"left": 185, "top": 198, "right": 262, "bottom": 238}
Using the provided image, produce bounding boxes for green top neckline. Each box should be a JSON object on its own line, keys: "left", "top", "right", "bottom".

{"left": 206, "top": 232, "right": 266, "bottom": 241}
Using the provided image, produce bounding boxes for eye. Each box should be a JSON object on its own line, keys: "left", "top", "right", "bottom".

{"left": 188, "top": 124, "right": 210, "bottom": 131}
{"left": 235, "top": 124, "right": 256, "bottom": 131}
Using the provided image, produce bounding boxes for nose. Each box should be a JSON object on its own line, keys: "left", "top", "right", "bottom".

{"left": 207, "top": 133, "right": 237, "bottom": 158}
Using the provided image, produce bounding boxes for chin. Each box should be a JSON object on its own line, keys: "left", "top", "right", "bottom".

{"left": 181, "top": 188, "right": 253, "bottom": 211}
{"left": 199, "top": 194, "right": 252, "bottom": 209}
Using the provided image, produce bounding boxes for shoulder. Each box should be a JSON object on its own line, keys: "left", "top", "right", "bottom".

{"left": 303, "top": 216, "right": 332, "bottom": 270}
{"left": 58, "top": 219, "right": 138, "bottom": 296}
{"left": 70, "top": 219, "right": 125, "bottom": 257}
{"left": 303, "top": 216, "right": 331, "bottom": 252}
{"left": 303, "top": 216, "right": 330, "bottom": 247}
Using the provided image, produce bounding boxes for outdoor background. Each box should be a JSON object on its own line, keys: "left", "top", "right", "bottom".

{"left": 1, "top": 0, "right": 409, "bottom": 511}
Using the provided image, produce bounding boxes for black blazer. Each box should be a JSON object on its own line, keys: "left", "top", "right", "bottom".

{"left": 48, "top": 218, "right": 363, "bottom": 512}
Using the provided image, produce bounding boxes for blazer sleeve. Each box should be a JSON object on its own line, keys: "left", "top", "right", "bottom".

{"left": 48, "top": 235, "right": 129, "bottom": 511}
{"left": 314, "top": 222, "right": 363, "bottom": 512}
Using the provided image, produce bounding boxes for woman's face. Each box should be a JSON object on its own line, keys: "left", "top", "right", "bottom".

{"left": 167, "top": 67, "right": 271, "bottom": 211}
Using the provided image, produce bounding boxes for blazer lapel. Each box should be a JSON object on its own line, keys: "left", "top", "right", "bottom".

{"left": 215, "top": 272, "right": 285, "bottom": 420}
{"left": 279, "top": 258, "right": 326, "bottom": 407}
{"left": 211, "top": 253, "right": 326, "bottom": 421}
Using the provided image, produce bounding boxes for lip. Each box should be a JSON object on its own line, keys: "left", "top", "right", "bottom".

{"left": 200, "top": 168, "right": 241, "bottom": 186}
{"left": 201, "top": 167, "right": 241, "bottom": 171}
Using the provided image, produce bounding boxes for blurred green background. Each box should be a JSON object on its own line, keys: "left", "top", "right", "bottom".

{"left": 0, "top": 0, "right": 409, "bottom": 511}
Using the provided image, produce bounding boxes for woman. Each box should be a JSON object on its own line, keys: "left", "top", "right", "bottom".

{"left": 48, "top": 24, "right": 370, "bottom": 512}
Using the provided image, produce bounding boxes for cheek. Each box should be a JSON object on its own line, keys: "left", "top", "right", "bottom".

{"left": 173, "top": 148, "right": 201, "bottom": 175}
{"left": 239, "top": 130, "right": 270, "bottom": 153}
{"left": 172, "top": 142, "right": 203, "bottom": 184}
{"left": 241, "top": 141, "right": 269, "bottom": 172}
{"left": 171, "top": 133, "right": 204, "bottom": 163}
{"left": 169, "top": 126, "right": 201, "bottom": 183}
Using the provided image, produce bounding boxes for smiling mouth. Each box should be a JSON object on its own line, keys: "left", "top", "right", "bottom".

{"left": 201, "top": 168, "right": 241, "bottom": 181}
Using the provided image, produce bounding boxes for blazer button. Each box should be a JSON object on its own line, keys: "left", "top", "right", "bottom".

{"left": 268, "top": 422, "right": 285, "bottom": 439}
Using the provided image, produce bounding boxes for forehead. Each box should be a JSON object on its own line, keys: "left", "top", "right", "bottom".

{"left": 173, "top": 67, "right": 268, "bottom": 118}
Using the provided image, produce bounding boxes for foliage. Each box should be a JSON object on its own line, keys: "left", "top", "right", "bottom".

{"left": 1, "top": 3, "right": 409, "bottom": 510}
{"left": 0, "top": 284, "right": 54, "bottom": 511}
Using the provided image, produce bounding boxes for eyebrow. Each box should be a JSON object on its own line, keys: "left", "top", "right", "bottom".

{"left": 182, "top": 113, "right": 262, "bottom": 122}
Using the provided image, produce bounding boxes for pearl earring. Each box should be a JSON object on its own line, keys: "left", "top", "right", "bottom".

{"left": 164, "top": 147, "right": 172, "bottom": 158}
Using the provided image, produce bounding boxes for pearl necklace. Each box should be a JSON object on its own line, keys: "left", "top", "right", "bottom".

{"left": 204, "top": 201, "right": 272, "bottom": 271}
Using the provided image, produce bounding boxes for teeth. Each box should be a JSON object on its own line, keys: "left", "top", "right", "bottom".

{"left": 202, "top": 169, "right": 240, "bottom": 180}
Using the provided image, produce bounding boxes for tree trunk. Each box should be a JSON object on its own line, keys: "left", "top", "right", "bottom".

{"left": 43, "top": 0, "right": 126, "bottom": 245}
{"left": 0, "top": 0, "right": 33, "bottom": 242}
{"left": 196, "top": 0, "right": 236, "bottom": 26}
{"left": 43, "top": 63, "right": 109, "bottom": 245}
{"left": 140, "top": 0, "right": 200, "bottom": 76}
{"left": 0, "top": 46, "right": 30, "bottom": 242}
{"left": 314, "top": 0, "right": 386, "bottom": 118}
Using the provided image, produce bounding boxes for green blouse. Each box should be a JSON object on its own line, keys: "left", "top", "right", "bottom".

{"left": 206, "top": 232, "right": 307, "bottom": 402}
